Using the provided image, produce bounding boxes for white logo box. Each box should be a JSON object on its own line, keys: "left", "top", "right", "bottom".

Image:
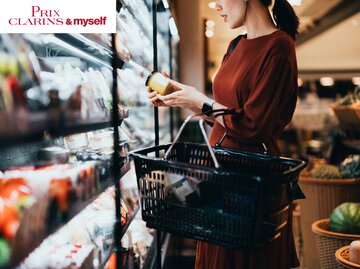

{"left": 0, "top": 0, "right": 116, "bottom": 33}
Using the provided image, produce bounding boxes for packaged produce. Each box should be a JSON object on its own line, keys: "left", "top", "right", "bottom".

{"left": 22, "top": 241, "right": 93, "bottom": 269}
{"left": 88, "top": 129, "right": 114, "bottom": 151}
{"left": 0, "top": 200, "right": 20, "bottom": 240}
{"left": 49, "top": 177, "right": 72, "bottom": 214}
{"left": 0, "top": 178, "right": 35, "bottom": 240}
{"left": 64, "top": 133, "right": 89, "bottom": 151}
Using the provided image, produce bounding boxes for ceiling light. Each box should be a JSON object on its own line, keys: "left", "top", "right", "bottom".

{"left": 206, "top": 20, "right": 215, "bottom": 28}
{"left": 205, "top": 30, "right": 214, "bottom": 38}
{"left": 287, "top": 0, "right": 302, "bottom": 6}
{"left": 208, "top": 2, "right": 216, "bottom": 9}
{"left": 320, "top": 77, "right": 334, "bottom": 87}
{"left": 352, "top": 77, "right": 360, "bottom": 86}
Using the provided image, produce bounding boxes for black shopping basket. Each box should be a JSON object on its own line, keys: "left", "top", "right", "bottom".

{"left": 130, "top": 113, "right": 306, "bottom": 250}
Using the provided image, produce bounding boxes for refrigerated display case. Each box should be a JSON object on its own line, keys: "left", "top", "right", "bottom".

{"left": 0, "top": 0, "right": 178, "bottom": 267}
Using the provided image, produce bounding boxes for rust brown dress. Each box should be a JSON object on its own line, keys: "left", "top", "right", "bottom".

{"left": 195, "top": 30, "right": 299, "bottom": 269}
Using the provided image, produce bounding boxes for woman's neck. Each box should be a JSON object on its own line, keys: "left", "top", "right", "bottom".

{"left": 244, "top": 1, "right": 278, "bottom": 39}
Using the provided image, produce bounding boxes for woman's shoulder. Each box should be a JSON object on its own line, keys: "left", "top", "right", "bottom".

{"left": 267, "top": 30, "right": 295, "bottom": 55}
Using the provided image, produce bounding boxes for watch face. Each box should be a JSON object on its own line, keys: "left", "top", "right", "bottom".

{"left": 202, "top": 102, "right": 212, "bottom": 116}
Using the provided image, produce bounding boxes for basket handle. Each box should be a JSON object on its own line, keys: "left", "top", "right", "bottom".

{"left": 164, "top": 113, "right": 221, "bottom": 168}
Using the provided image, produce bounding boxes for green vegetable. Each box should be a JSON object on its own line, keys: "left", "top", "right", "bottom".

{"left": 339, "top": 87, "right": 360, "bottom": 106}
{"left": 0, "top": 238, "right": 10, "bottom": 267}
{"left": 340, "top": 155, "right": 360, "bottom": 179}
{"left": 340, "top": 95, "right": 360, "bottom": 106}
{"left": 310, "top": 164, "right": 342, "bottom": 179}
{"left": 330, "top": 202, "right": 360, "bottom": 234}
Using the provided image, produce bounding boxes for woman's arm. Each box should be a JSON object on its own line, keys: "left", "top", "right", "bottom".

{"left": 148, "top": 53, "right": 296, "bottom": 144}
{"left": 147, "top": 72, "right": 222, "bottom": 123}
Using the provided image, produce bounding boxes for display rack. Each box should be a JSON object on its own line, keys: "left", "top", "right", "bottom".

{"left": 142, "top": 233, "right": 171, "bottom": 269}
{"left": 0, "top": 110, "right": 128, "bottom": 149}
{"left": 23, "top": 33, "right": 112, "bottom": 69}
{"left": 100, "top": 202, "right": 140, "bottom": 269}
{"left": 0, "top": 29, "right": 133, "bottom": 268}
{"left": 0, "top": 0, "right": 177, "bottom": 268}
{"left": 9, "top": 162, "right": 131, "bottom": 268}
{"left": 54, "top": 34, "right": 112, "bottom": 62}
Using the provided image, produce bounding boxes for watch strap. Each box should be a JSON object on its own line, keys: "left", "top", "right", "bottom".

{"left": 201, "top": 100, "right": 216, "bottom": 116}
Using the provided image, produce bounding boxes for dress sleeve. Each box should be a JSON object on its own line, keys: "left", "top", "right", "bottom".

{"left": 222, "top": 55, "right": 296, "bottom": 143}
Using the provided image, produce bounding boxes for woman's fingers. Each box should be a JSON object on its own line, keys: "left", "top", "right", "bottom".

{"left": 149, "top": 93, "right": 169, "bottom": 107}
{"left": 157, "top": 93, "right": 178, "bottom": 106}
{"left": 152, "top": 100, "right": 160, "bottom": 106}
{"left": 148, "top": 90, "right": 158, "bottom": 99}
{"left": 162, "top": 70, "right": 170, "bottom": 78}
{"left": 150, "top": 95, "right": 161, "bottom": 102}
{"left": 169, "top": 79, "right": 186, "bottom": 90}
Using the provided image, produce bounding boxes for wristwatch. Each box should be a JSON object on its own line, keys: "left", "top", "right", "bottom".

{"left": 201, "top": 100, "right": 216, "bottom": 116}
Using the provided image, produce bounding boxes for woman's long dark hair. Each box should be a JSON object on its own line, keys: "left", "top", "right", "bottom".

{"left": 261, "top": 0, "right": 299, "bottom": 40}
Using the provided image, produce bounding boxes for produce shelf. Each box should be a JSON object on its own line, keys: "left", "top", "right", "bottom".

{"left": 100, "top": 204, "right": 141, "bottom": 269}
{"left": 54, "top": 34, "right": 112, "bottom": 67}
{"left": 24, "top": 33, "right": 112, "bottom": 69}
{"left": 0, "top": 110, "right": 129, "bottom": 149}
{"left": 142, "top": 233, "right": 171, "bottom": 269}
{"left": 121, "top": 204, "right": 140, "bottom": 239}
{"left": 9, "top": 161, "right": 131, "bottom": 268}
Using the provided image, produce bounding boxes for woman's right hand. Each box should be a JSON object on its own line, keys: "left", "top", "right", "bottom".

{"left": 147, "top": 86, "right": 167, "bottom": 107}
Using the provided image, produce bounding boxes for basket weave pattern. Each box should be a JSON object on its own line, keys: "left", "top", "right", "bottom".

{"left": 331, "top": 101, "right": 360, "bottom": 127}
{"left": 312, "top": 219, "right": 360, "bottom": 269}
{"left": 299, "top": 177, "right": 360, "bottom": 269}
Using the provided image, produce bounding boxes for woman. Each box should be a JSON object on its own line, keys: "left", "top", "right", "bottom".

{"left": 147, "top": 0, "right": 300, "bottom": 268}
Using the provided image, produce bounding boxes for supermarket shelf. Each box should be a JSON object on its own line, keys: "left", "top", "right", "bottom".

{"left": 54, "top": 34, "right": 112, "bottom": 67}
{"left": 100, "top": 244, "right": 115, "bottom": 269}
{"left": 142, "top": 233, "right": 171, "bottom": 269}
{"left": 24, "top": 34, "right": 112, "bottom": 69}
{"left": 0, "top": 110, "right": 129, "bottom": 149}
{"left": 10, "top": 161, "right": 131, "bottom": 268}
{"left": 161, "top": 233, "right": 171, "bottom": 266}
{"left": 99, "top": 204, "right": 141, "bottom": 269}
{"left": 121, "top": 204, "right": 140, "bottom": 238}
{"left": 52, "top": 110, "right": 128, "bottom": 137}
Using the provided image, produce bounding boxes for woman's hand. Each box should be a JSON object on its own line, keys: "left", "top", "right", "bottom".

{"left": 157, "top": 80, "right": 207, "bottom": 112}
{"left": 147, "top": 71, "right": 170, "bottom": 107}
{"left": 146, "top": 71, "right": 227, "bottom": 126}
{"left": 147, "top": 86, "right": 167, "bottom": 107}
{"left": 147, "top": 71, "right": 212, "bottom": 111}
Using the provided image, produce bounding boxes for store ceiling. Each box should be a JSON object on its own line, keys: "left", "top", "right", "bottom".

{"left": 297, "top": 11, "right": 360, "bottom": 78}
{"left": 199, "top": 0, "right": 360, "bottom": 79}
